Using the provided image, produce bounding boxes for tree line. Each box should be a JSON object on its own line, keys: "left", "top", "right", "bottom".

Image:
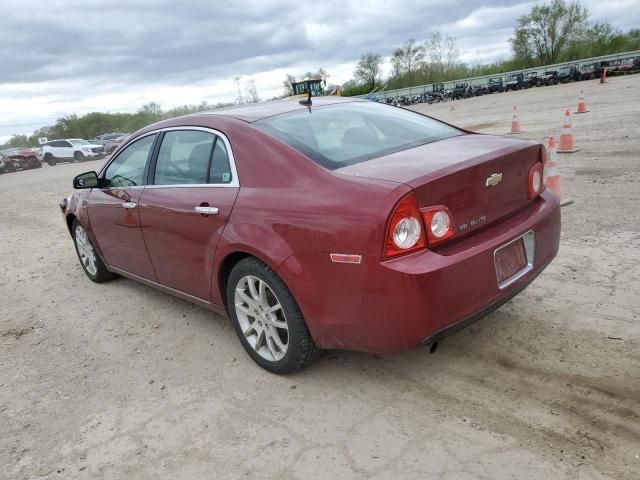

{"left": 341, "top": 0, "right": 639, "bottom": 96}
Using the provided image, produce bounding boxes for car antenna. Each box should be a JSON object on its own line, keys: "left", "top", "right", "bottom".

{"left": 299, "top": 83, "right": 312, "bottom": 108}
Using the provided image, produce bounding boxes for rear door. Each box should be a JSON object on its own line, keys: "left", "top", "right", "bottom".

{"left": 59, "top": 141, "right": 75, "bottom": 159}
{"left": 139, "top": 128, "right": 239, "bottom": 301}
{"left": 87, "top": 134, "right": 158, "bottom": 280}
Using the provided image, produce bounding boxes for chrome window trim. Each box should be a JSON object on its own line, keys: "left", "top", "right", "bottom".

{"left": 98, "top": 126, "right": 240, "bottom": 189}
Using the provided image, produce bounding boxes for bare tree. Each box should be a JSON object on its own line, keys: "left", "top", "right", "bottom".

{"left": 233, "top": 75, "right": 244, "bottom": 105}
{"left": 391, "top": 39, "right": 426, "bottom": 82}
{"left": 282, "top": 73, "right": 297, "bottom": 96}
{"left": 426, "top": 32, "right": 459, "bottom": 74}
{"left": 512, "top": 0, "right": 589, "bottom": 65}
{"left": 354, "top": 53, "right": 383, "bottom": 91}
{"left": 244, "top": 78, "right": 260, "bottom": 103}
{"left": 304, "top": 68, "right": 330, "bottom": 83}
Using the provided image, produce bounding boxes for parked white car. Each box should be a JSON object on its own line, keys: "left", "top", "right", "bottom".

{"left": 42, "top": 139, "right": 105, "bottom": 166}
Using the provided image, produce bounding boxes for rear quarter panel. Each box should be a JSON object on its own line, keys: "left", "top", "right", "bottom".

{"left": 205, "top": 120, "right": 409, "bottom": 305}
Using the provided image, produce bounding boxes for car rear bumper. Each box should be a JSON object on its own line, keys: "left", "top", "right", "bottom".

{"left": 279, "top": 190, "right": 561, "bottom": 355}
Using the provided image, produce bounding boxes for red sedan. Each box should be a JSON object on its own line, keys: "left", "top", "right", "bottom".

{"left": 60, "top": 97, "right": 560, "bottom": 373}
{"left": 0, "top": 148, "right": 42, "bottom": 173}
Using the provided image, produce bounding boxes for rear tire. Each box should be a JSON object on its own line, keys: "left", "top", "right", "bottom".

{"left": 72, "top": 220, "right": 115, "bottom": 283}
{"left": 226, "top": 257, "right": 321, "bottom": 374}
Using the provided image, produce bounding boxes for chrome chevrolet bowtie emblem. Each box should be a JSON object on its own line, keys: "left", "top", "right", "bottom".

{"left": 485, "top": 173, "right": 503, "bottom": 188}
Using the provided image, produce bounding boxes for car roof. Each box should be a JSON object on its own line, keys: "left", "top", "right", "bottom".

{"left": 197, "top": 96, "right": 362, "bottom": 123}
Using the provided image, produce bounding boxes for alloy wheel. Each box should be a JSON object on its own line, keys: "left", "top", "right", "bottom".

{"left": 234, "top": 275, "right": 289, "bottom": 361}
{"left": 75, "top": 225, "right": 98, "bottom": 276}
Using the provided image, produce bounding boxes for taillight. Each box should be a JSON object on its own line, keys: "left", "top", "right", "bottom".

{"left": 539, "top": 145, "right": 548, "bottom": 188}
{"left": 421, "top": 206, "right": 455, "bottom": 246}
{"left": 528, "top": 161, "right": 544, "bottom": 199}
{"left": 384, "top": 193, "right": 426, "bottom": 258}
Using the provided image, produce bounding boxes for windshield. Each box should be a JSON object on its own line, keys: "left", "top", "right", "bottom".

{"left": 507, "top": 75, "right": 518, "bottom": 81}
{"left": 559, "top": 67, "right": 570, "bottom": 73}
{"left": 255, "top": 102, "right": 462, "bottom": 170}
{"left": 69, "top": 139, "right": 91, "bottom": 145}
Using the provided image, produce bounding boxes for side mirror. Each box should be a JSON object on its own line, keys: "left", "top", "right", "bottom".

{"left": 73, "top": 171, "right": 99, "bottom": 189}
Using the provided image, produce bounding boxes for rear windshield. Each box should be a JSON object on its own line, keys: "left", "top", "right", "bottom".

{"left": 255, "top": 102, "right": 461, "bottom": 170}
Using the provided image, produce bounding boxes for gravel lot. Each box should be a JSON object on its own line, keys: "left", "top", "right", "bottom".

{"left": 1, "top": 75, "right": 639, "bottom": 480}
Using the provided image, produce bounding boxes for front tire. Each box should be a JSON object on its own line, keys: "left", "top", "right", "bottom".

{"left": 72, "top": 220, "right": 115, "bottom": 283}
{"left": 74, "top": 151, "right": 85, "bottom": 162}
{"left": 45, "top": 154, "right": 56, "bottom": 166}
{"left": 226, "top": 257, "right": 321, "bottom": 374}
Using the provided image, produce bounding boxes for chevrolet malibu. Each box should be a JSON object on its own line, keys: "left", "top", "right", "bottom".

{"left": 60, "top": 97, "right": 560, "bottom": 373}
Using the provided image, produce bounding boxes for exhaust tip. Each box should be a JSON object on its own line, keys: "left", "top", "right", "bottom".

{"left": 429, "top": 342, "right": 439, "bottom": 354}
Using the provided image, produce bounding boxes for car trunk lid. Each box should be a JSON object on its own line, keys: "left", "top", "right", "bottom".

{"left": 336, "top": 133, "right": 542, "bottom": 239}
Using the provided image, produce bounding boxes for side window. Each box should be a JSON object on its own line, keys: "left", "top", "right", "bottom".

{"left": 153, "top": 130, "right": 232, "bottom": 185}
{"left": 103, "top": 134, "right": 156, "bottom": 188}
{"left": 62, "top": 141, "right": 72, "bottom": 147}
{"left": 209, "top": 139, "right": 232, "bottom": 184}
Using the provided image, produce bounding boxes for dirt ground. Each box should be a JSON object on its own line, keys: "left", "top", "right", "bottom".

{"left": 1, "top": 75, "right": 639, "bottom": 480}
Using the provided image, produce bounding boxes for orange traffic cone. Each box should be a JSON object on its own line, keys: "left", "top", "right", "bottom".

{"left": 558, "top": 110, "right": 579, "bottom": 153}
{"left": 575, "top": 90, "right": 589, "bottom": 114}
{"left": 510, "top": 106, "right": 524, "bottom": 134}
{"left": 545, "top": 136, "right": 562, "bottom": 200}
{"left": 600, "top": 67, "right": 608, "bottom": 84}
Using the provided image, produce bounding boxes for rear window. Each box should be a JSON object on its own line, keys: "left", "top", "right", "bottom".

{"left": 255, "top": 102, "right": 461, "bottom": 170}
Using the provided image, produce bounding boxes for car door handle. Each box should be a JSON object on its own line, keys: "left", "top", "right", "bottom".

{"left": 122, "top": 202, "right": 137, "bottom": 209}
{"left": 194, "top": 206, "right": 219, "bottom": 215}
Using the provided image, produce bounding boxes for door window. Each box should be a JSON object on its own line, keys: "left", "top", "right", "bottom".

{"left": 153, "top": 130, "right": 232, "bottom": 185}
{"left": 103, "top": 134, "right": 156, "bottom": 188}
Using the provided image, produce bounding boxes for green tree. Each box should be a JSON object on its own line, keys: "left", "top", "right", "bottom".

{"left": 391, "top": 39, "right": 426, "bottom": 82}
{"left": 354, "top": 53, "right": 383, "bottom": 91}
{"left": 512, "top": 0, "right": 589, "bottom": 65}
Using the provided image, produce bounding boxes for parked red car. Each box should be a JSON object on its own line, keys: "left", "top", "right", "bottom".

{"left": 60, "top": 97, "right": 560, "bottom": 373}
{"left": 0, "top": 148, "right": 41, "bottom": 173}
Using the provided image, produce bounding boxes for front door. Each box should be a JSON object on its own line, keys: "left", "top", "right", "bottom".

{"left": 59, "top": 140, "right": 75, "bottom": 160}
{"left": 139, "top": 129, "right": 239, "bottom": 300}
{"left": 87, "top": 134, "right": 158, "bottom": 280}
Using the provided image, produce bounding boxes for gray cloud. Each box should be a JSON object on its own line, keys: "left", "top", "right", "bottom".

{"left": 1, "top": 0, "right": 638, "bottom": 139}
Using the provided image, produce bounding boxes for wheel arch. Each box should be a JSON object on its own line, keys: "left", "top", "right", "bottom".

{"left": 217, "top": 251, "right": 254, "bottom": 311}
{"left": 65, "top": 213, "right": 77, "bottom": 235}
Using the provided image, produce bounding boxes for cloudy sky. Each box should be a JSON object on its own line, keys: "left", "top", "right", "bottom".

{"left": 1, "top": 0, "right": 638, "bottom": 142}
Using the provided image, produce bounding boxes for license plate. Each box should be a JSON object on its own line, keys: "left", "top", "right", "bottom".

{"left": 495, "top": 238, "right": 528, "bottom": 286}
